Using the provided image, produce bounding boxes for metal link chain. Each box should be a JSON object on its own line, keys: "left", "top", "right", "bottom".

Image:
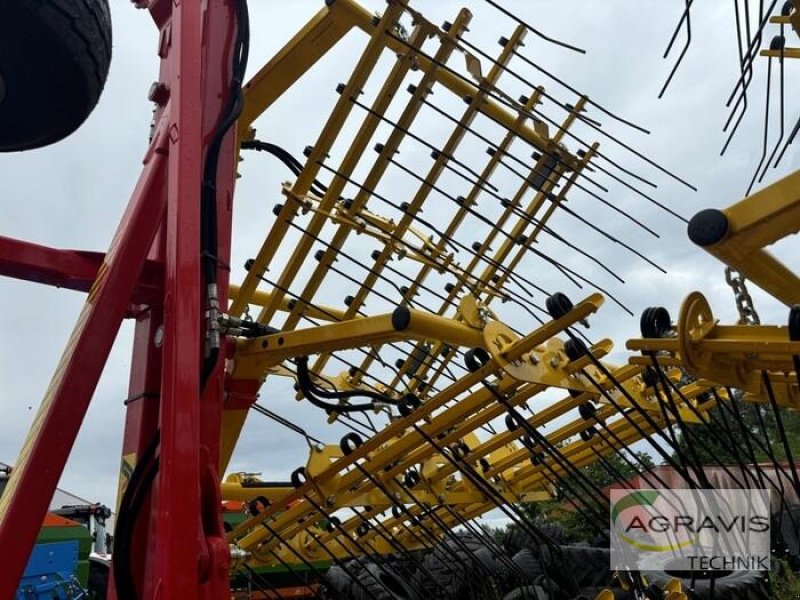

{"left": 725, "top": 267, "right": 761, "bottom": 325}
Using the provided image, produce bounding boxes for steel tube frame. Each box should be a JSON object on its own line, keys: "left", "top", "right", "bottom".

{"left": 0, "top": 1, "right": 239, "bottom": 596}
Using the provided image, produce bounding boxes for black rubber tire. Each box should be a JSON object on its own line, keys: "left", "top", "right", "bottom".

{"left": 502, "top": 584, "right": 550, "bottom": 599}
{"left": 324, "top": 559, "right": 371, "bottom": 599}
{"left": 413, "top": 537, "right": 502, "bottom": 599}
{"left": 87, "top": 559, "right": 109, "bottom": 600}
{"left": 502, "top": 523, "right": 567, "bottom": 555}
{"left": 511, "top": 548, "right": 546, "bottom": 584}
{"left": 556, "top": 545, "right": 613, "bottom": 588}
{"left": 353, "top": 562, "right": 419, "bottom": 600}
{"left": 0, "top": 0, "right": 112, "bottom": 151}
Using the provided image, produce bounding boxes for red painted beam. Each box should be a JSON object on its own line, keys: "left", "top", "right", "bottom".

{"left": 0, "top": 136, "right": 168, "bottom": 598}
{"left": 0, "top": 235, "right": 164, "bottom": 303}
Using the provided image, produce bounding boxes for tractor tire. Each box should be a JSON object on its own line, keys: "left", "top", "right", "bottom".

{"left": 413, "top": 538, "right": 502, "bottom": 599}
{"left": 557, "top": 545, "right": 613, "bottom": 588}
{"left": 501, "top": 584, "right": 551, "bottom": 599}
{"left": 87, "top": 559, "right": 109, "bottom": 600}
{"left": 352, "top": 562, "right": 419, "bottom": 600}
{"left": 0, "top": 0, "right": 112, "bottom": 151}
{"left": 323, "top": 560, "right": 370, "bottom": 599}
{"left": 511, "top": 548, "right": 547, "bottom": 584}
{"left": 503, "top": 523, "right": 566, "bottom": 555}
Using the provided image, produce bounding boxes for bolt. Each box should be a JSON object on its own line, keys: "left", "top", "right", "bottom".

{"left": 153, "top": 325, "right": 164, "bottom": 348}
{"left": 148, "top": 82, "right": 169, "bottom": 106}
{"left": 326, "top": 496, "right": 336, "bottom": 507}
{"left": 549, "top": 356, "right": 560, "bottom": 368}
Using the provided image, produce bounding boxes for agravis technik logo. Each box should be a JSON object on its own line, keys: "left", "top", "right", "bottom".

{"left": 609, "top": 488, "right": 770, "bottom": 571}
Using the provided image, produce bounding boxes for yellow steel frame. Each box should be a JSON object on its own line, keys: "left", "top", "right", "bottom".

{"left": 627, "top": 291, "right": 800, "bottom": 409}
{"left": 223, "top": 294, "right": 716, "bottom": 567}
{"left": 215, "top": 1, "right": 732, "bottom": 588}
{"left": 689, "top": 169, "right": 800, "bottom": 306}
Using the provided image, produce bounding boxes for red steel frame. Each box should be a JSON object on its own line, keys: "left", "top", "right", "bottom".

{"left": 0, "top": 1, "right": 239, "bottom": 597}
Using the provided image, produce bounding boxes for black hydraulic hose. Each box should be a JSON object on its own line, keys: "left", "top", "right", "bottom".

{"left": 295, "top": 356, "right": 402, "bottom": 412}
{"left": 201, "top": 0, "right": 250, "bottom": 386}
{"left": 113, "top": 430, "right": 161, "bottom": 600}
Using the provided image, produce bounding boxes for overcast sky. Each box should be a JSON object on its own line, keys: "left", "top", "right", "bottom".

{"left": 0, "top": 0, "right": 797, "bottom": 522}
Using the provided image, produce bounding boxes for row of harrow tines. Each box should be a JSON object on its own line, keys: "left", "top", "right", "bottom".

{"left": 216, "top": 0, "right": 709, "bottom": 597}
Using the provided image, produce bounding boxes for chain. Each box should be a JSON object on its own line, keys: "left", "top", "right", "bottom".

{"left": 725, "top": 267, "right": 761, "bottom": 325}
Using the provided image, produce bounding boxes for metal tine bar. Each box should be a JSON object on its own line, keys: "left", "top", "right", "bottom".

{"left": 555, "top": 201, "right": 666, "bottom": 274}
{"left": 231, "top": 2, "right": 411, "bottom": 318}
{"left": 382, "top": 155, "right": 578, "bottom": 291}
{"left": 452, "top": 36, "right": 662, "bottom": 196}
{"left": 253, "top": 521, "right": 363, "bottom": 600}
{"left": 285, "top": 522, "right": 388, "bottom": 600}
{"left": 385, "top": 155, "right": 638, "bottom": 311}
{"left": 649, "top": 364, "right": 768, "bottom": 492}
{"left": 723, "top": 0, "right": 782, "bottom": 151}
{"left": 249, "top": 269, "right": 444, "bottom": 397}
{"left": 725, "top": 0, "right": 777, "bottom": 107}
{"left": 300, "top": 496, "right": 407, "bottom": 598}
{"left": 312, "top": 150, "right": 557, "bottom": 304}
{"left": 747, "top": 55, "right": 774, "bottom": 195}
{"left": 478, "top": 0, "right": 586, "bottom": 54}
{"left": 374, "top": 89, "right": 564, "bottom": 392}
{"left": 647, "top": 371, "right": 721, "bottom": 489}
{"left": 233, "top": 309, "right": 600, "bottom": 551}
{"left": 717, "top": 388, "right": 796, "bottom": 491}
{"left": 504, "top": 46, "right": 651, "bottom": 134}
{"left": 485, "top": 402, "right": 622, "bottom": 477}
{"left": 564, "top": 331, "right": 705, "bottom": 488}
{"left": 721, "top": 0, "right": 751, "bottom": 140}
{"left": 349, "top": 470, "right": 508, "bottom": 585}
{"left": 404, "top": 498, "right": 538, "bottom": 591}
{"left": 321, "top": 25, "right": 529, "bottom": 382}
{"left": 773, "top": 112, "right": 800, "bottom": 166}
{"left": 587, "top": 158, "right": 688, "bottom": 223}
{"left": 485, "top": 136, "right": 661, "bottom": 236}
{"left": 269, "top": 13, "right": 473, "bottom": 335}
{"left": 408, "top": 420, "right": 599, "bottom": 579}
{"left": 388, "top": 442, "right": 567, "bottom": 563}
{"left": 432, "top": 32, "right": 697, "bottom": 194}
{"left": 334, "top": 460, "right": 506, "bottom": 582}
{"left": 419, "top": 504, "right": 532, "bottom": 586}
{"left": 708, "top": 386, "right": 800, "bottom": 525}
{"left": 346, "top": 508, "right": 453, "bottom": 594}
{"left": 511, "top": 409, "right": 667, "bottom": 494}
{"left": 387, "top": 360, "right": 613, "bottom": 491}
{"left": 309, "top": 164, "right": 561, "bottom": 386}
{"left": 311, "top": 164, "right": 557, "bottom": 323}
{"left": 496, "top": 408, "right": 651, "bottom": 508}
{"left": 433, "top": 149, "right": 627, "bottom": 282}
{"left": 584, "top": 410, "right": 678, "bottom": 490}
{"left": 297, "top": 177, "right": 511, "bottom": 301}
{"left": 386, "top": 156, "right": 579, "bottom": 295}
{"left": 419, "top": 94, "right": 613, "bottom": 200}
{"left": 658, "top": 0, "right": 695, "bottom": 98}
{"left": 760, "top": 29, "right": 785, "bottom": 179}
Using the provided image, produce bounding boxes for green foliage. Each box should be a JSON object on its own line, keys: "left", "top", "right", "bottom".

{"left": 771, "top": 561, "right": 800, "bottom": 600}
{"left": 671, "top": 393, "right": 800, "bottom": 466}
